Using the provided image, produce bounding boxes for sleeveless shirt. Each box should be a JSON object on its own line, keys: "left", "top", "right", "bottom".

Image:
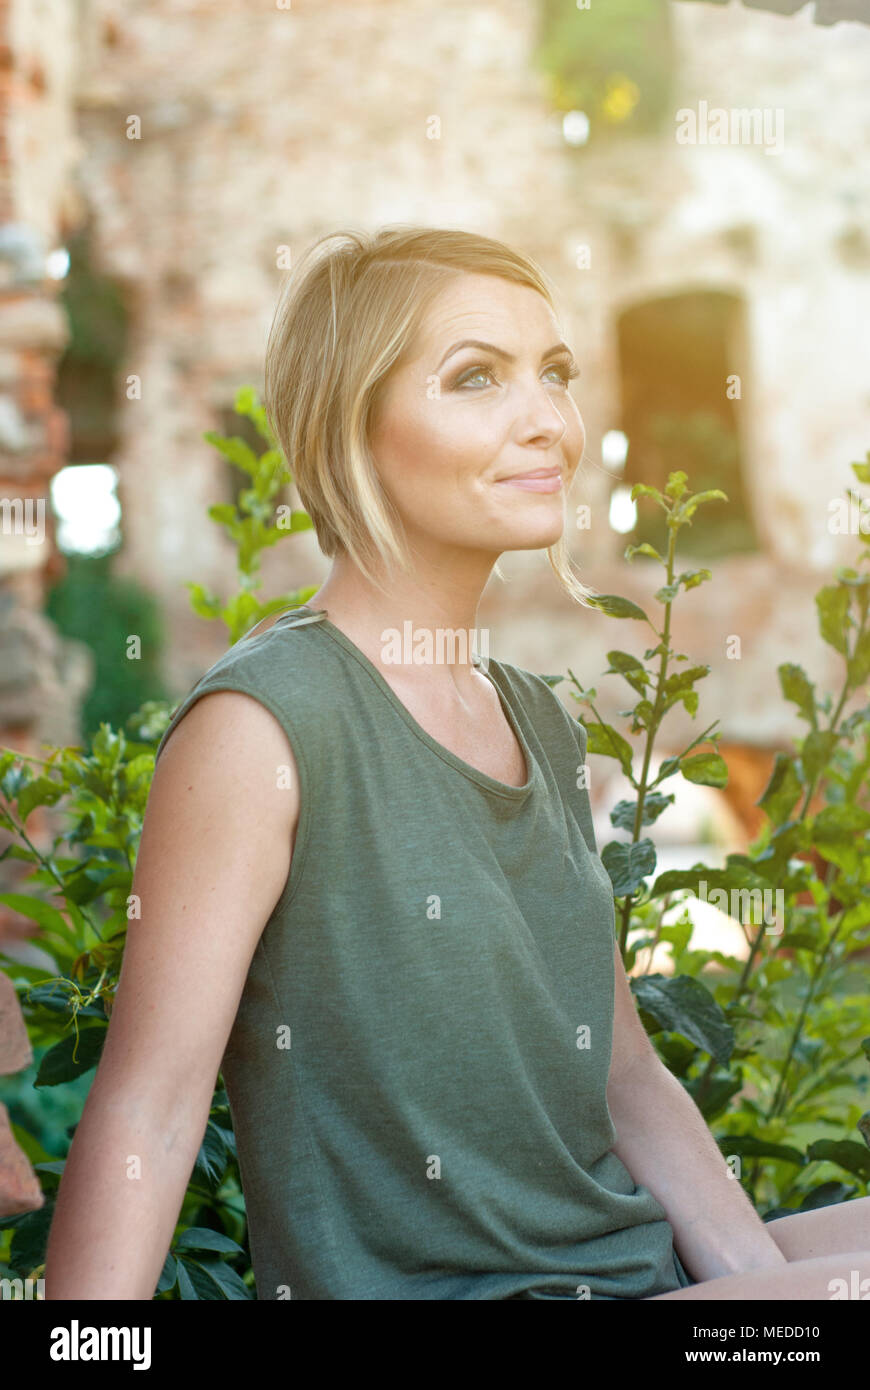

{"left": 153, "top": 605, "right": 689, "bottom": 1301}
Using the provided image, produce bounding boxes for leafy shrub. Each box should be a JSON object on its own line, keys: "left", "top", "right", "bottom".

{"left": 0, "top": 388, "right": 316, "bottom": 1298}
{"left": 552, "top": 465, "right": 870, "bottom": 1215}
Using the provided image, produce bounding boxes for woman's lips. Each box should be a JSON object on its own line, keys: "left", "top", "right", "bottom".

{"left": 494, "top": 473, "right": 562, "bottom": 493}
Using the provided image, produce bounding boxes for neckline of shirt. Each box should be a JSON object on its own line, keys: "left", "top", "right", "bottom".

{"left": 280, "top": 605, "right": 538, "bottom": 801}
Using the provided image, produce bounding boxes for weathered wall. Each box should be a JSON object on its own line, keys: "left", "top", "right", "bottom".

{"left": 62, "top": 1, "right": 870, "bottom": 756}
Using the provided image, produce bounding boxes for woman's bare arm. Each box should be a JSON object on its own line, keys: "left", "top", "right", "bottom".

{"left": 606, "top": 942, "right": 786, "bottom": 1282}
{"left": 43, "top": 689, "right": 300, "bottom": 1300}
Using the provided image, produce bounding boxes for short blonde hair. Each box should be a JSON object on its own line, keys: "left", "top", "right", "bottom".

{"left": 264, "top": 225, "right": 597, "bottom": 606}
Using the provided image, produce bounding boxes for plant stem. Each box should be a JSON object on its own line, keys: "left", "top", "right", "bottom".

{"left": 617, "top": 518, "right": 679, "bottom": 954}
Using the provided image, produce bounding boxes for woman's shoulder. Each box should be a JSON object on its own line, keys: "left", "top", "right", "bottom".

{"left": 154, "top": 608, "right": 336, "bottom": 768}
{"left": 175, "top": 608, "right": 328, "bottom": 696}
{"left": 490, "top": 656, "right": 588, "bottom": 754}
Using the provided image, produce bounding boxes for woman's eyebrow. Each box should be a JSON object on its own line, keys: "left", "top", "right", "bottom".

{"left": 436, "top": 339, "right": 575, "bottom": 370}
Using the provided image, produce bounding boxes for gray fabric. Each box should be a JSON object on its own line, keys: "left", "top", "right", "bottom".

{"left": 154, "top": 605, "right": 684, "bottom": 1300}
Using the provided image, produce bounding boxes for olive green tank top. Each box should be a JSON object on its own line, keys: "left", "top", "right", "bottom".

{"left": 153, "top": 605, "right": 688, "bottom": 1300}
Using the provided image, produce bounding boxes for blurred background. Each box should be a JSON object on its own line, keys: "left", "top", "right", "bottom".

{"left": 1, "top": 0, "right": 869, "bottom": 964}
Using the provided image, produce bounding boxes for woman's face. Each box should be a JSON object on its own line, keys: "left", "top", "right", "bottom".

{"left": 368, "top": 272, "right": 585, "bottom": 564}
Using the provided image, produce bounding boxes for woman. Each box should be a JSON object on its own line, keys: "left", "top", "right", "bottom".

{"left": 45, "top": 226, "right": 870, "bottom": 1300}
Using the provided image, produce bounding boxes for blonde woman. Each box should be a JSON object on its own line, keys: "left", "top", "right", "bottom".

{"left": 45, "top": 227, "right": 870, "bottom": 1300}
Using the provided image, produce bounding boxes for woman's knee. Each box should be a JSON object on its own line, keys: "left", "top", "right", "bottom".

{"left": 765, "top": 1196, "right": 870, "bottom": 1263}
{"left": 648, "top": 1250, "right": 870, "bottom": 1301}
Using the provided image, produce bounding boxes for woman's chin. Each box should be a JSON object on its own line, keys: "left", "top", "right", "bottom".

{"left": 494, "top": 521, "right": 566, "bottom": 552}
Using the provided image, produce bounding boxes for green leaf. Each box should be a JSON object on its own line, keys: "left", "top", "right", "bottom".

{"left": 16, "top": 776, "right": 65, "bottom": 821}
{"left": 757, "top": 753, "right": 802, "bottom": 823}
{"left": 806, "top": 1140, "right": 870, "bottom": 1183}
{"left": 25, "top": 982, "right": 105, "bottom": 1019}
{"left": 34, "top": 1025, "right": 106, "bottom": 1086}
{"left": 233, "top": 386, "right": 276, "bottom": 445}
{"left": 624, "top": 541, "right": 664, "bottom": 562}
{"left": 60, "top": 867, "right": 119, "bottom": 906}
{"left": 812, "top": 803, "right": 870, "bottom": 874}
{"left": 587, "top": 593, "right": 649, "bottom": 622}
{"left": 847, "top": 628, "right": 870, "bottom": 687}
{"left": 630, "top": 483, "right": 664, "bottom": 505}
{"left": 8, "top": 1203, "right": 54, "bottom": 1278}
{"left": 750, "top": 817, "right": 811, "bottom": 884}
{"left": 0, "top": 893, "right": 75, "bottom": 940}
{"left": 815, "top": 584, "right": 850, "bottom": 655}
{"left": 601, "top": 839, "right": 657, "bottom": 896}
{"left": 0, "top": 955, "right": 50, "bottom": 982}
{"left": 187, "top": 582, "right": 223, "bottom": 619}
{"left": 677, "top": 489, "right": 728, "bottom": 521}
{"left": 193, "top": 1119, "right": 232, "bottom": 1191}
{"left": 629, "top": 699, "right": 655, "bottom": 729}
{"left": 653, "top": 755, "right": 682, "bottom": 783}
{"left": 207, "top": 503, "right": 239, "bottom": 527}
{"left": 585, "top": 722, "right": 634, "bottom": 778}
{"left": 175, "top": 1227, "right": 245, "bottom": 1255}
{"left": 33, "top": 1160, "right": 66, "bottom": 1180}
{"left": 604, "top": 650, "right": 650, "bottom": 696}
{"left": 716, "top": 1135, "right": 805, "bottom": 1167}
{"left": 196, "top": 1257, "right": 253, "bottom": 1299}
{"left": 0, "top": 759, "right": 27, "bottom": 800}
{"left": 175, "top": 1260, "right": 200, "bottom": 1300}
{"left": 275, "top": 510, "right": 314, "bottom": 534}
{"left": 852, "top": 453, "right": 870, "bottom": 486}
{"left": 178, "top": 1256, "right": 252, "bottom": 1300}
{"left": 632, "top": 974, "right": 734, "bottom": 1064}
{"left": 605, "top": 650, "right": 647, "bottom": 677}
{"left": 664, "top": 666, "right": 710, "bottom": 695}
{"left": 777, "top": 930, "right": 817, "bottom": 952}
{"left": 680, "top": 752, "right": 729, "bottom": 788}
{"left": 677, "top": 568, "right": 712, "bottom": 591}
{"left": 10, "top": 1123, "right": 56, "bottom": 1166}
{"left": 664, "top": 472, "right": 689, "bottom": 500}
{"left": 648, "top": 857, "right": 773, "bottom": 900}
{"left": 202, "top": 432, "right": 260, "bottom": 478}
{"left": 609, "top": 792, "right": 675, "bottom": 830}
{"left": 778, "top": 663, "right": 817, "bottom": 726}
{"left": 814, "top": 803, "right": 870, "bottom": 837}
{"left": 156, "top": 1254, "right": 179, "bottom": 1295}
{"left": 684, "top": 1069, "right": 743, "bottom": 1121}
{"left": 800, "top": 730, "right": 837, "bottom": 784}
{"left": 841, "top": 900, "right": 870, "bottom": 932}
{"left": 798, "top": 1182, "right": 856, "bottom": 1210}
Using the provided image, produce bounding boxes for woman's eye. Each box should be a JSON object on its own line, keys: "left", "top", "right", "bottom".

{"left": 544, "top": 363, "right": 581, "bottom": 386}
{"left": 454, "top": 362, "right": 580, "bottom": 390}
{"left": 454, "top": 366, "right": 495, "bottom": 388}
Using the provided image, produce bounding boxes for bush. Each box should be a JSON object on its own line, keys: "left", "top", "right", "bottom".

{"left": 554, "top": 465, "right": 870, "bottom": 1214}
{"left": 0, "top": 388, "right": 316, "bottom": 1299}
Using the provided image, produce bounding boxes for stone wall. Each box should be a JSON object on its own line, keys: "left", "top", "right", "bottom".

{"left": 0, "top": 0, "right": 93, "bottom": 952}
{"left": 62, "top": 0, "right": 870, "bottom": 741}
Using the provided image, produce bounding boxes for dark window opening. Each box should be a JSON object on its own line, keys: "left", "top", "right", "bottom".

{"left": 616, "top": 290, "right": 759, "bottom": 560}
